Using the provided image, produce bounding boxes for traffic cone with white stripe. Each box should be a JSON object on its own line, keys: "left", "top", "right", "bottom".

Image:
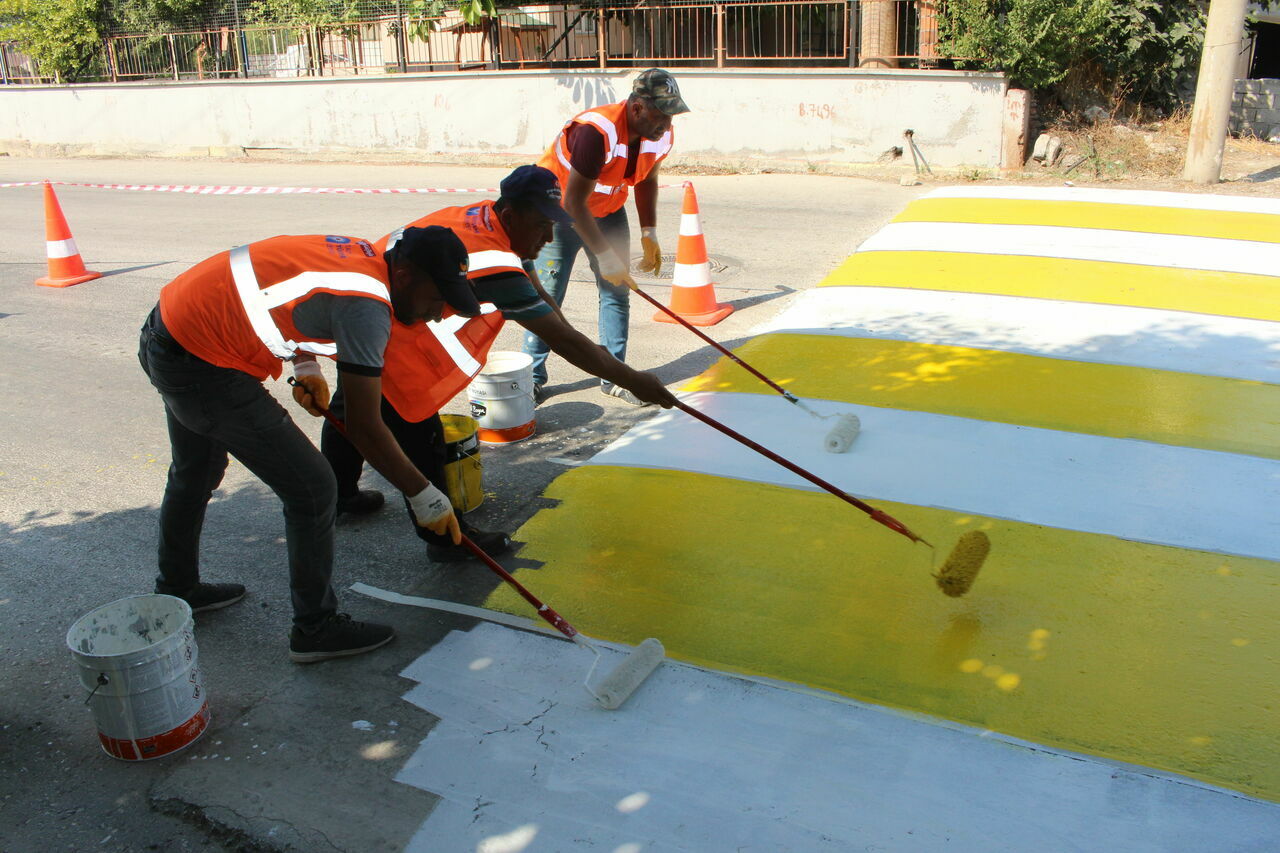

{"left": 653, "top": 183, "right": 732, "bottom": 326}
{"left": 36, "top": 181, "right": 101, "bottom": 288}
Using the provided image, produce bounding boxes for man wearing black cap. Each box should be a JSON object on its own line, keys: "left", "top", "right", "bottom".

{"left": 321, "top": 164, "right": 677, "bottom": 561}
{"left": 138, "top": 226, "right": 476, "bottom": 662}
{"left": 523, "top": 67, "right": 690, "bottom": 407}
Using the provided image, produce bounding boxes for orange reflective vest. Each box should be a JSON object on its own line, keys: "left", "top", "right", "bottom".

{"left": 159, "top": 234, "right": 391, "bottom": 381}
{"left": 376, "top": 201, "right": 517, "bottom": 423}
{"left": 537, "top": 100, "right": 673, "bottom": 218}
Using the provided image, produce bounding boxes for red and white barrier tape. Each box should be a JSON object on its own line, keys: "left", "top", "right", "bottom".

{"left": 0, "top": 180, "right": 691, "bottom": 194}
{"left": 0, "top": 180, "right": 499, "bottom": 194}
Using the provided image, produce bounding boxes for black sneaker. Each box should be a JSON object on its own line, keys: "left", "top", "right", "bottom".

{"left": 601, "top": 383, "right": 650, "bottom": 407}
{"left": 171, "top": 582, "right": 246, "bottom": 614}
{"left": 337, "top": 490, "right": 385, "bottom": 516}
{"left": 427, "top": 529, "right": 513, "bottom": 563}
{"left": 289, "top": 613, "right": 395, "bottom": 664}
{"left": 533, "top": 383, "right": 546, "bottom": 406}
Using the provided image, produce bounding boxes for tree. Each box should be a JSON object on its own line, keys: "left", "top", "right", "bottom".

{"left": 0, "top": 0, "right": 109, "bottom": 82}
{"left": 939, "top": 0, "right": 1110, "bottom": 91}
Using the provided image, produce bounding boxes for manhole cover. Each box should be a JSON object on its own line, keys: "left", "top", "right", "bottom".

{"left": 631, "top": 253, "right": 742, "bottom": 281}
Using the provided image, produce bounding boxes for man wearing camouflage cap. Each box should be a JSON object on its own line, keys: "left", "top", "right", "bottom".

{"left": 523, "top": 67, "right": 690, "bottom": 407}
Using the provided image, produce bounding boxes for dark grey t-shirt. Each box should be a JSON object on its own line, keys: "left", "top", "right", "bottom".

{"left": 291, "top": 293, "right": 391, "bottom": 376}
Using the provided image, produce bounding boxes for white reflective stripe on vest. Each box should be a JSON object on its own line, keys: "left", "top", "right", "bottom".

{"left": 230, "top": 245, "right": 391, "bottom": 360}
{"left": 640, "top": 132, "right": 672, "bottom": 158}
{"left": 425, "top": 302, "right": 501, "bottom": 376}
{"left": 230, "top": 245, "right": 295, "bottom": 359}
{"left": 46, "top": 238, "right": 77, "bottom": 259}
{"left": 579, "top": 112, "right": 620, "bottom": 157}
{"left": 468, "top": 249, "right": 523, "bottom": 273}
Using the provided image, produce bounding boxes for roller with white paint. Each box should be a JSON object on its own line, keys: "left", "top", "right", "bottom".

{"left": 629, "top": 283, "right": 861, "bottom": 452}
{"left": 460, "top": 535, "right": 664, "bottom": 710}
{"left": 823, "top": 413, "right": 861, "bottom": 453}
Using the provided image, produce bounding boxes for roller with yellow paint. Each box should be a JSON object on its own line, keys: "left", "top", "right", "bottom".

{"left": 674, "top": 400, "right": 989, "bottom": 595}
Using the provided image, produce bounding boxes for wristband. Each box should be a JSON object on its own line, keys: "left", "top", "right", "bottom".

{"left": 291, "top": 359, "right": 323, "bottom": 379}
{"left": 641, "top": 227, "right": 658, "bottom": 241}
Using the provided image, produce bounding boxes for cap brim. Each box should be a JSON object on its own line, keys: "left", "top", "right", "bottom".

{"left": 437, "top": 271, "right": 483, "bottom": 318}
{"left": 535, "top": 197, "right": 575, "bottom": 225}
{"left": 660, "top": 97, "right": 691, "bottom": 116}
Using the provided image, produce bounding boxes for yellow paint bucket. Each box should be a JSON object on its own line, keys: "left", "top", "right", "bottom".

{"left": 441, "top": 414, "right": 483, "bottom": 512}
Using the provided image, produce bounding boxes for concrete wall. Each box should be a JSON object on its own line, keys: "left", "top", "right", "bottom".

{"left": 0, "top": 68, "right": 1008, "bottom": 169}
{"left": 1232, "top": 77, "right": 1280, "bottom": 141}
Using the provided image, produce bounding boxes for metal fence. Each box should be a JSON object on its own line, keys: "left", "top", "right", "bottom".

{"left": 2, "top": 0, "right": 951, "bottom": 84}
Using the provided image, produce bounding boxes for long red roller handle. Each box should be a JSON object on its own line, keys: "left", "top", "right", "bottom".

{"left": 288, "top": 377, "right": 582, "bottom": 639}
{"left": 630, "top": 284, "right": 805, "bottom": 406}
{"left": 673, "top": 400, "right": 928, "bottom": 546}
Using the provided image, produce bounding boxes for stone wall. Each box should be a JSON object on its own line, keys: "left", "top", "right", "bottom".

{"left": 1232, "top": 78, "right": 1280, "bottom": 141}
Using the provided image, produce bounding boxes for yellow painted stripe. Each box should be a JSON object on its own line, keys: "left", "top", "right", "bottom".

{"left": 681, "top": 333, "right": 1280, "bottom": 460}
{"left": 896, "top": 197, "right": 1280, "bottom": 243}
{"left": 821, "top": 252, "right": 1280, "bottom": 323}
{"left": 486, "top": 466, "right": 1280, "bottom": 802}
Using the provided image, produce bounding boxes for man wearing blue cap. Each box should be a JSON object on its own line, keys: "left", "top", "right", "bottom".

{"left": 139, "top": 225, "right": 477, "bottom": 662}
{"left": 320, "top": 165, "right": 676, "bottom": 562}
{"left": 523, "top": 68, "right": 691, "bottom": 406}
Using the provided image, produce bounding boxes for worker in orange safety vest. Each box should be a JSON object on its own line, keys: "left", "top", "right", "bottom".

{"left": 138, "top": 226, "right": 478, "bottom": 663}
{"left": 320, "top": 165, "right": 677, "bottom": 562}
{"left": 521, "top": 68, "right": 690, "bottom": 407}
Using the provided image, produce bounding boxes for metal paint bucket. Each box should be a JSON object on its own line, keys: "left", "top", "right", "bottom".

{"left": 441, "top": 413, "right": 483, "bottom": 512}
{"left": 66, "top": 594, "right": 209, "bottom": 761}
{"left": 468, "top": 351, "right": 536, "bottom": 444}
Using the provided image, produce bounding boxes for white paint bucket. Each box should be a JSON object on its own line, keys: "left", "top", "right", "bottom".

{"left": 468, "top": 351, "right": 536, "bottom": 444}
{"left": 66, "top": 594, "right": 209, "bottom": 761}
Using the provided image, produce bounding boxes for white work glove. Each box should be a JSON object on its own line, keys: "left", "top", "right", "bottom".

{"left": 636, "top": 227, "right": 662, "bottom": 276}
{"left": 596, "top": 250, "right": 637, "bottom": 290}
{"left": 289, "top": 359, "right": 329, "bottom": 417}
{"left": 407, "top": 482, "right": 461, "bottom": 544}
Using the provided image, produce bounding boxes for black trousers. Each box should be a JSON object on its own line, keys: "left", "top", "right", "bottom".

{"left": 320, "top": 383, "right": 454, "bottom": 546}
{"left": 138, "top": 307, "right": 338, "bottom": 628}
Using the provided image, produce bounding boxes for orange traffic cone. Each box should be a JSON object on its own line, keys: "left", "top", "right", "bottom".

{"left": 653, "top": 183, "right": 732, "bottom": 327}
{"left": 36, "top": 181, "right": 101, "bottom": 288}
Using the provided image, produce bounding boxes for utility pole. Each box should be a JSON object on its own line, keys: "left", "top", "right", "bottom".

{"left": 1182, "top": 0, "right": 1249, "bottom": 184}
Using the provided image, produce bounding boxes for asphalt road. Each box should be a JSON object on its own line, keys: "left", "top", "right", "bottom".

{"left": 0, "top": 157, "right": 920, "bottom": 852}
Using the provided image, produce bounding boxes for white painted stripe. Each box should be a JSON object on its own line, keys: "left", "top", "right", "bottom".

{"left": 46, "top": 238, "right": 77, "bottom": 259}
{"left": 678, "top": 211, "right": 702, "bottom": 236}
{"left": 858, "top": 221, "right": 1280, "bottom": 277}
{"left": 228, "top": 245, "right": 294, "bottom": 359}
{"left": 397, "top": 623, "right": 1280, "bottom": 852}
{"left": 591, "top": 392, "right": 1280, "bottom": 560}
{"left": 752, "top": 286, "right": 1280, "bottom": 383}
{"left": 466, "top": 249, "right": 522, "bottom": 273}
{"left": 922, "top": 185, "right": 1280, "bottom": 215}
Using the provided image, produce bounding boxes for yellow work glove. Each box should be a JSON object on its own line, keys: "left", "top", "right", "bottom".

{"left": 597, "top": 250, "right": 638, "bottom": 291}
{"left": 636, "top": 227, "right": 662, "bottom": 276}
{"left": 290, "top": 360, "right": 330, "bottom": 417}
{"left": 407, "top": 482, "right": 461, "bottom": 544}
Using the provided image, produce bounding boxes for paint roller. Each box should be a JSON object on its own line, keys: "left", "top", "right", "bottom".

{"left": 628, "top": 285, "right": 862, "bottom": 453}
{"left": 674, "top": 400, "right": 988, "bottom": 597}
{"left": 459, "top": 536, "right": 665, "bottom": 709}
{"left": 291, "top": 378, "right": 665, "bottom": 707}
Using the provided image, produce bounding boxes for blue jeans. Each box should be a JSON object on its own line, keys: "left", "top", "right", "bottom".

{"left": 138, "top": 307, "right": 338, "bottom": 628}
{"left": 522, "top": 207, "right": 631, "bottom": 387}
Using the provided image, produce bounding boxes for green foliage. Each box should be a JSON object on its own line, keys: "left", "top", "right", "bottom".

{"left": 244, "top": 0, "right": 363, "bottom": 27}
{"left": 0, "top": 0, "right": 108, "bottom": 81}
{"left": 939, "top": 0, "right": 1109, "bottom": 90}
{"left": 112, "top": 0, "right": 222, "bottom": 32}
{"left": 1098, "top": 0, "right": 1205, "bottom": 110}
